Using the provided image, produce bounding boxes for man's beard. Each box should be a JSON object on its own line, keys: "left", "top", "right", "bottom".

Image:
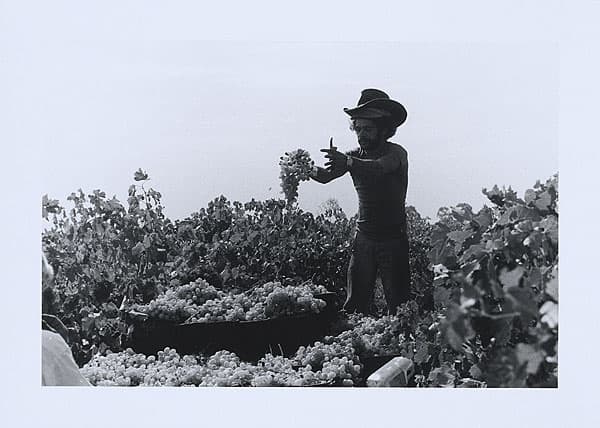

{"left": 359, "top": 138, "right": 382, "bottom": 151}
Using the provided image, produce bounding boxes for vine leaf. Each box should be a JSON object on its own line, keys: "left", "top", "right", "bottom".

{"left": 447, "top": 230, "right": 473, "bottom": 246}
{"left": 535, "top": 191, "right": 552, "bottom": 211}
{"left": 441, "top": 304, "right": 475, "bottom": 352}
{"left": 468, "top": 364, "right": 483, "bottom": 380}
{"left": 134, "top": 169, "right": 149, "bottom": 181}
{"left": 499, "top": 266, "right": 526, "bottom": 288}
{"left": 540, "top": 301, "right": 558, "bottom": 328}
{"left": 428, "top": 363, "right": 457, "bottom": 387}
{"left": 545, "top": 269, "right": 558, "bottom": 301}
{"left": 524, "top": 189, "right": 537, "bottom": 204}
{"left": 515, "top": 344, "right": 545, "bottom": 375}
{"left": 414, "top": 341, "right": 430, "bottom": 365}
{"left": 131, "top": 242, "right": 145, "bottom": 257}
{"left": 502, "top": 287, "right": 537, "bottom": 327}
{"left": 541, "top": 216, "right": 558, "bottom": 246}
{"left": 433, "top": 286, "right": 451, "bottom": 309}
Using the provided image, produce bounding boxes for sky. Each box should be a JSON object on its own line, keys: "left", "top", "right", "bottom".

{"left": 16, "top": 40, "right": 557, "bottom": 221}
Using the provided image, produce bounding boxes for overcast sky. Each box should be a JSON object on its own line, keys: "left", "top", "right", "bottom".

{"left": 22, "top": 40, "right": 557, "bottom": 221}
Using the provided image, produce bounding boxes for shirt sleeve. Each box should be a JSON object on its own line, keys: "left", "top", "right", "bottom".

{"left": 42, "top": 330, "right": 91, "bottom": 386}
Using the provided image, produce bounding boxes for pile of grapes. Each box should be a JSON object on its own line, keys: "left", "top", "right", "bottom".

{"left": 81, "top": 346, "right": 361, "bottom": 387}
{"left": 80, "top": 347, "right": 199, "bottom": 386}
{"left": 328, "top": 313, "right": 406, "bottom": 358}
{"left": 254, "top": 352, "right": 359, "bottom": 386}
{"left": 133, "top": 280, "right": 329, "bottom": 323}
{"left": 279, "top": 149, "right": 314, "bottom": 204}
{"left": 80, "top": 311, "right": 409, "bottom": 387}
{"left": 186, "top": 281, "right": 328, "bottom": 323}
{"left": 292, "top": 340, "right": 361, "bottom": 386}
{"left": 131, "top": 279, "right": 222, "bottom": 322}
{"left": 256, "top": 281, "right": 328, "bottom": 318}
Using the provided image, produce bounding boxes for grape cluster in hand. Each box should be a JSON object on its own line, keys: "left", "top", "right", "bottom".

{"left": 279, "top": 149, "right": 314, "bottom": 204}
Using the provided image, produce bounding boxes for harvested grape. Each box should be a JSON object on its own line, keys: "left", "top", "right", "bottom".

{"left": 279, "top": 149, "right": 314, "bottom": 204}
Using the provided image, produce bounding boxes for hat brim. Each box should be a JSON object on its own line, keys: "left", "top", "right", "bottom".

{"left": 344, "top": 99, "right": 407, "bottom": 127}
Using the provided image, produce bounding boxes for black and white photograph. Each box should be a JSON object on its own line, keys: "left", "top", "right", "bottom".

{"left": 2, "top": 1, "right": 599, "bottom": 427}
{"left": 37, "top": 41, "right": 559, "bottom": 389}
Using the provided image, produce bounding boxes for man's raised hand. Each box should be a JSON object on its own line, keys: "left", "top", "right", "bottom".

{"left": 321, "top": 137, "right": 348, "bottom": 172}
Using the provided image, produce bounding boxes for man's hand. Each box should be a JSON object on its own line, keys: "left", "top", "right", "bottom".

{"left": 320, "top": 137, "right": 349, "bottom": 172}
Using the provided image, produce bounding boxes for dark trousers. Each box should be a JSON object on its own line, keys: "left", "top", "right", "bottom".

{"left": 343, "top": 231, "right": 411, "bottom": 314}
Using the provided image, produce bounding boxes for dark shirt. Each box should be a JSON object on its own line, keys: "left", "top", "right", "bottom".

{"left": 347, "top": 142, "right": 408, "bottom": 239}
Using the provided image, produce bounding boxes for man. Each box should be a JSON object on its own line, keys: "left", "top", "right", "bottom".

{"left": 310, "top": 88, "right": 411, "bottom": 314}
{"left": 42, "top": 254, "right": 91, "bottom": 386}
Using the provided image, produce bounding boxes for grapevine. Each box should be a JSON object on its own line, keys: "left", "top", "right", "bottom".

{"left": 45, "top": 169, "right": 558, "bottom": 388}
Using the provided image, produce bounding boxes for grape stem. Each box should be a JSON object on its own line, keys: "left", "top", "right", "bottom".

{"left": 243, "top": 279, "right": 270, "bottom": 296}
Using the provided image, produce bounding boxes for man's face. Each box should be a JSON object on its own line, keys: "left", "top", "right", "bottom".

{"left": 352, "top": 118, "right": 382, "bottom": 150}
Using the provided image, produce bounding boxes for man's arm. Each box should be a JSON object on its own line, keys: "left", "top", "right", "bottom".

{"left": 309, "top": 165, "right": 347, "bottom": 184}
{"left": 42, "top": 314, "right": 70, "bottom": 344}
{"left": 321, "top": 145, "right": 407, "bottom": 178}
{"left": 348, "top": 148, "right": 406, "bottom": 177}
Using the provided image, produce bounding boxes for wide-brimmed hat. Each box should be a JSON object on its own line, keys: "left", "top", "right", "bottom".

{"left": 343, "top": 88, "right": 407, "bottom": 128}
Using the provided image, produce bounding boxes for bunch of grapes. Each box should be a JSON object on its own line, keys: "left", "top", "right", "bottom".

{"left": 292, "top": 340, "right": 362, "bottom": 386}
{"left": 334, "top": 314, "right": 405, "bottom": 358}
{"left": 80, "top": 347, "right": 206, "bottom": 386}
{"left": 252, "top": 354, "right": 298, "bottom": 386}
{"left": 250, "top": 281, "right": 327, "bottom": 298}
{"left": 263, "top": 285, "right": 327, "bottom": 318}
{"left": 194, "top": 352, "right": 322, "bottom": 387}
{"left": 243, "top": 302, "right": 267, "bottom": 321}
{"left": 319, "top": 358, "right": 361, "bottom": 386}
{"left": 131, "top": 288, "right": 197, "bottom": 322}
{"left": 175, "top": 279, "right": 221, "bottom": 302}
{"left": 132, "top": 279, "right": 225, "bottom": 323}
{"left": 252, "top": 281, "right": 327, "bottom": 318}
{"left": 82, "top": 347, "right": 250, "bottom": 387}
{"left": 252, "top": 353, "right": 331, "bottom": 386}
{"left": 187, "top": 294, "right": 257, "bottom": 323}
{"left": 197, "top": 350, "right": 259, "bottom": 386}
{"left": 186, "top": 281, "right": 327, "bottom": 323}
{"left": 279, "top": 149, "right": 314, "bottom": 204}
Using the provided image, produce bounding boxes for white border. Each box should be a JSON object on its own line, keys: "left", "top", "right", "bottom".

{"left": 2, "top": 1, "right": 599, "bottom": 427}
